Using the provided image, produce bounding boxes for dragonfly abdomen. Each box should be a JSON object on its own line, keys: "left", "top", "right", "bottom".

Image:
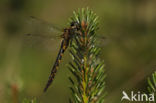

{"left": 44, "top": 39, "right": 68, "bottom": 92}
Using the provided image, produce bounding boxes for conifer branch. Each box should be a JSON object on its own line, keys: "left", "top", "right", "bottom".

{"left": 68, "top": 8, "right": 106, "bottom": 103}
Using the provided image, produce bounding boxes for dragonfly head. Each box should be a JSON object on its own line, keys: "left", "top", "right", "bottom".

{"left": 70, "top": 21, "right": 80, "bottom": 31}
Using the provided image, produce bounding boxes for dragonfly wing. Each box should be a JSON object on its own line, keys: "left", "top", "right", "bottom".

{"left": 23, "top": 16, "right": 63, "bottom": 39}
{"left": 94, "top": 35, "right": 110, "bottom": 47}
{"left": 20, "top": 16, "right": 63, "bottom": 51}
{"left": 21, "top": 33, "right": 61, "bottom": 51}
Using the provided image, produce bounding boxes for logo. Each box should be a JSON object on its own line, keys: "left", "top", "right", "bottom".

{"left": 121, "top": 91, "right": 155, "bottom": 102}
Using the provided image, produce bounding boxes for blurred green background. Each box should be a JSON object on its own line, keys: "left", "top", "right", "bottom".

{"left": 0, "top": 0, "right": 156, "bottom": 103}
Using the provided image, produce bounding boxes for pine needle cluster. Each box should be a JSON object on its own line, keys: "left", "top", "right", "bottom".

{"left": 68, "top": 8, "right": 106, "bottom": 103}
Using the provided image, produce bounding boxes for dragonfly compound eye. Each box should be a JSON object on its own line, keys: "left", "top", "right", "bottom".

{"left": 71, "top": 21, "right": 80, "bottom": 31}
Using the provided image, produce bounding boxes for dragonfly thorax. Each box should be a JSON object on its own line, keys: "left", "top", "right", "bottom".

{"left": 62, "top": 22, "right": 80, "bottom": 40}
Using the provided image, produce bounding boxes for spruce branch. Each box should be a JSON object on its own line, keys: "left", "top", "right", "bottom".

{"left": 68, "top": 8, "right": 106, "bottom": 103}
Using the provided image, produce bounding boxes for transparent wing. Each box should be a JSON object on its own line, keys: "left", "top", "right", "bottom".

{"left": 21, "top": 33, "right": 61, "bottom": 51}
{"left": 20, "top": 16, "right": 63, "bottom": 51}
{"left": 23, "top": 16, "right": 63, "bottom": 39}
{"left": 94, "top": 35, "right": 110, "bottom": 48}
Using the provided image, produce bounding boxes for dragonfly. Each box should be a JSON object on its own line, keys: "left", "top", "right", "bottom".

{"left": 43, "top": 22, "right": 81, "bottom": 92}
{"left": 22, "top": 16, "right": 108, "bottom": 92}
